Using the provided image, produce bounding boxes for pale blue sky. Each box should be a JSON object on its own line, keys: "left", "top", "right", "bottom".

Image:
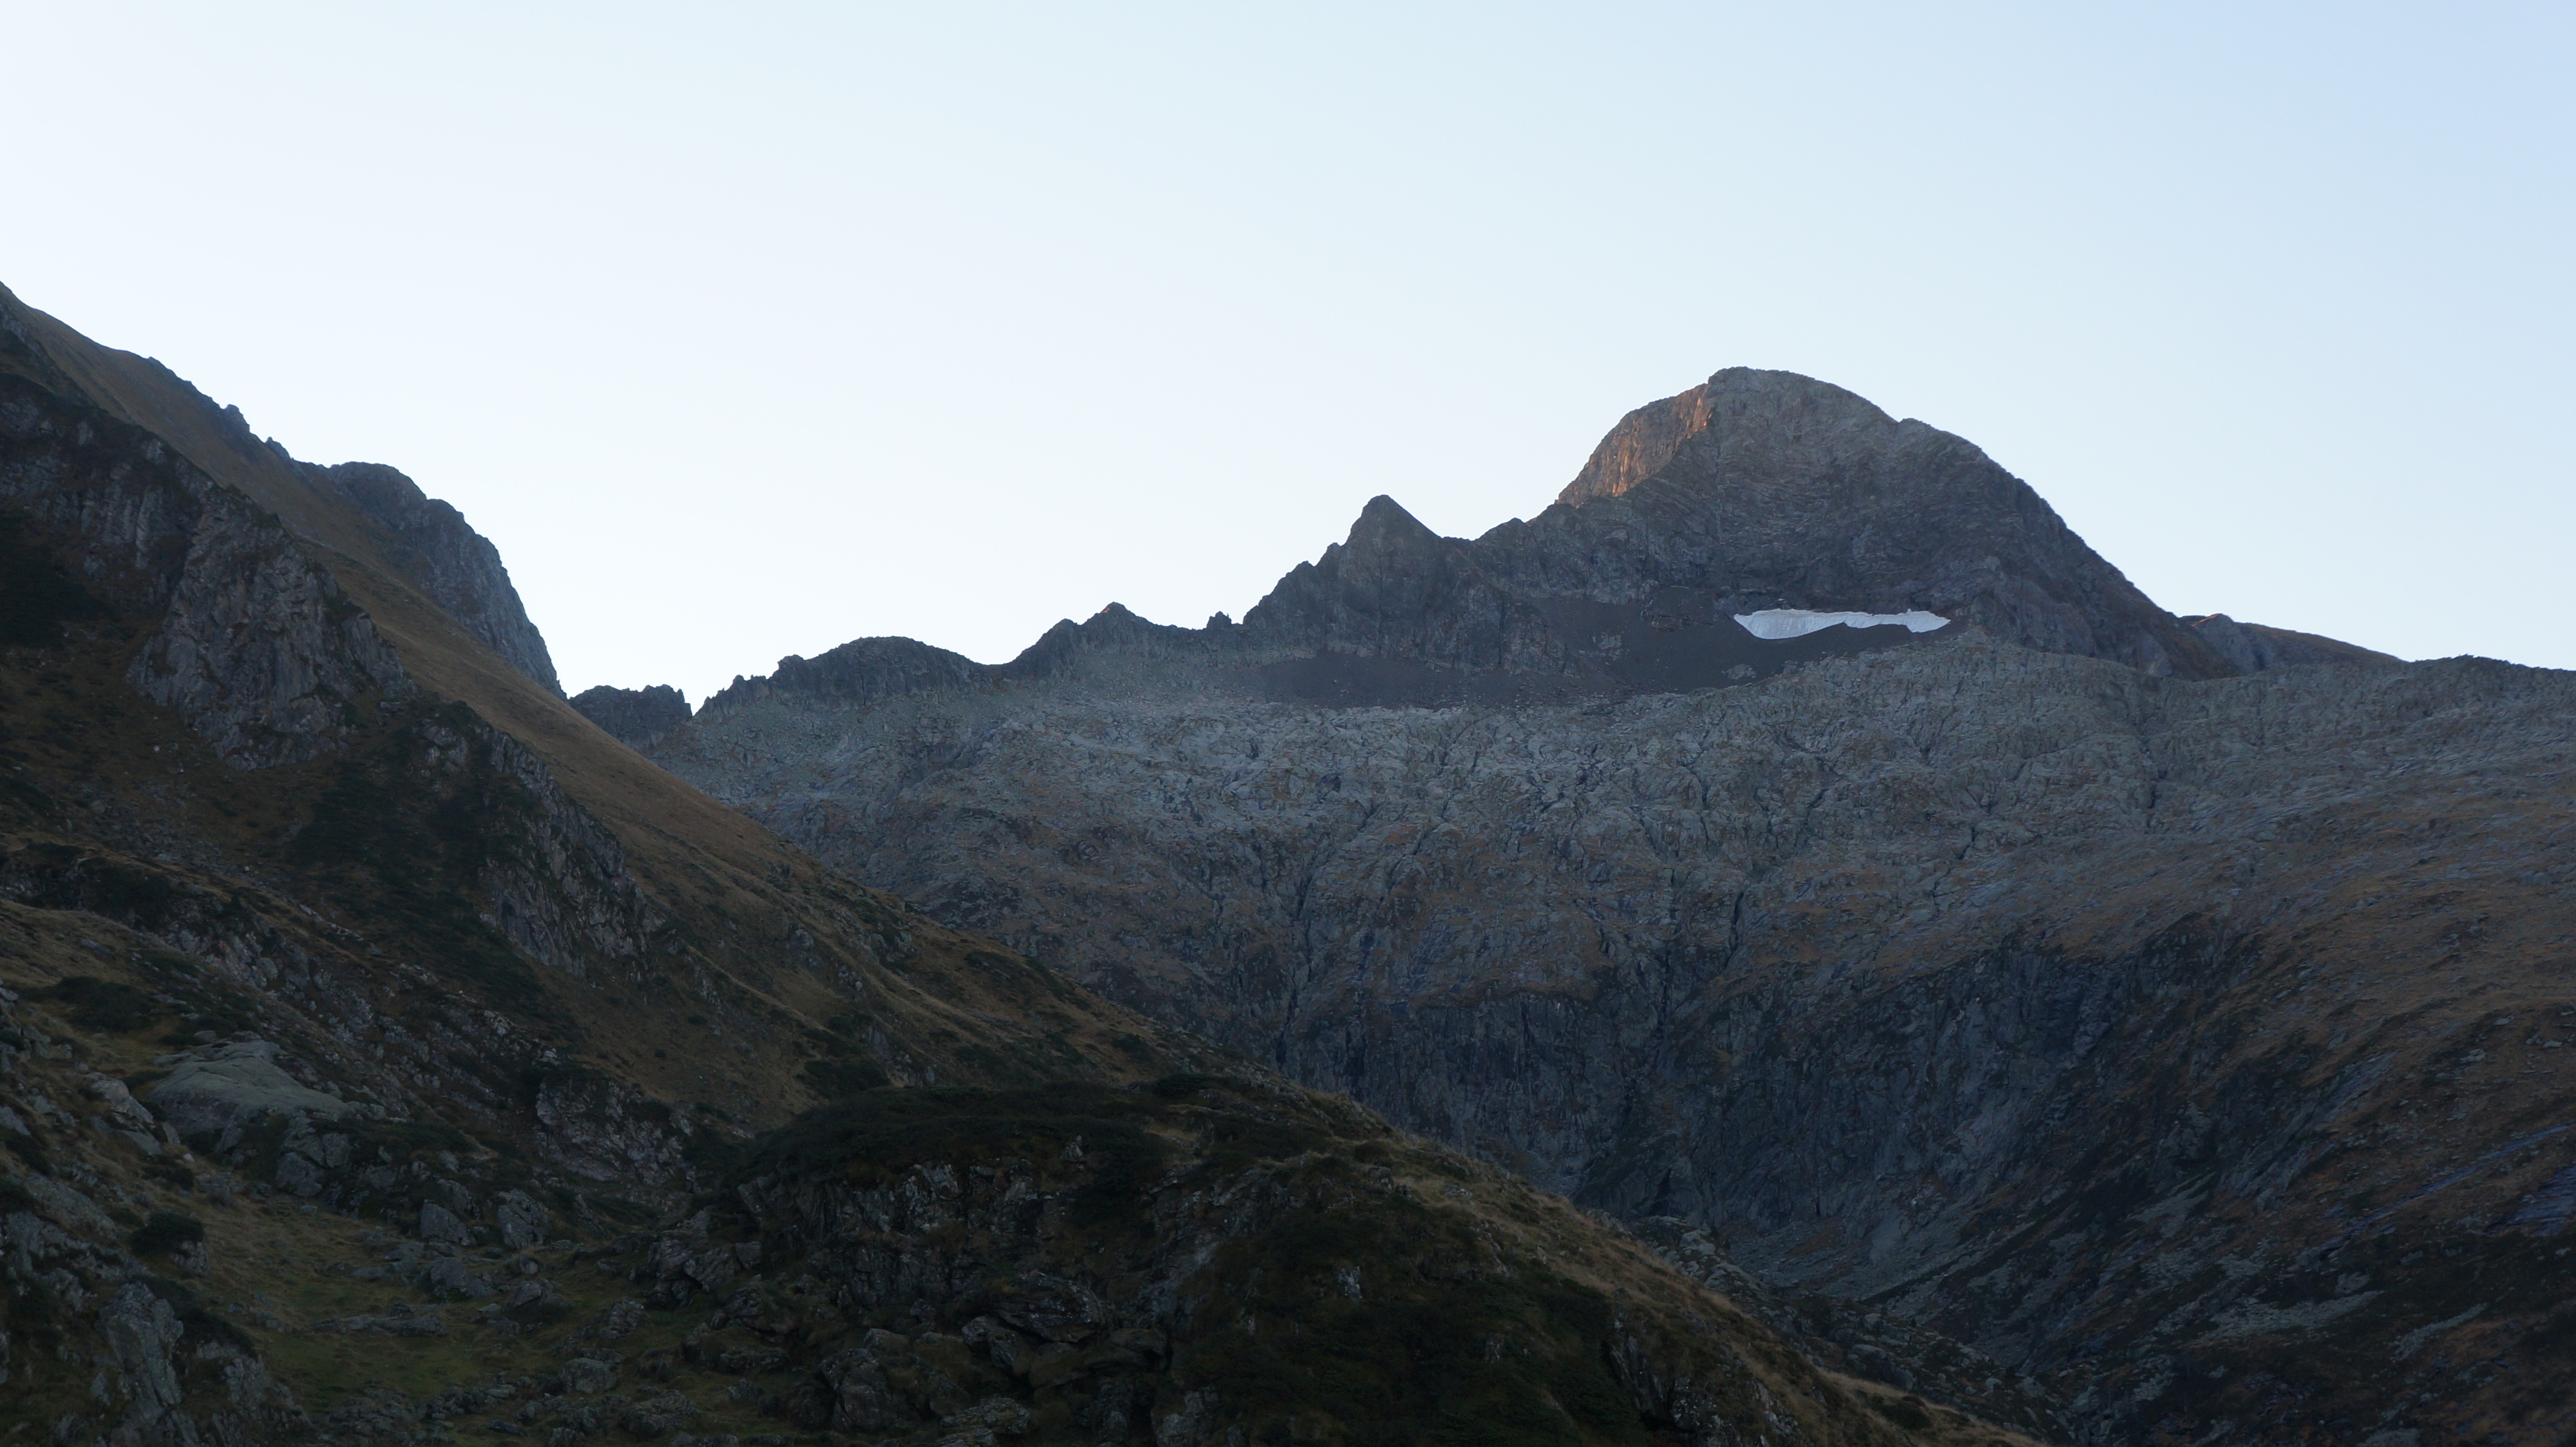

{"left": 9, "top": 3, "right": 2570, "bottom": 699}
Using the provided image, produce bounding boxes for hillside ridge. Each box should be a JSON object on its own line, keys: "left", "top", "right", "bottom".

{"left": 1, "top": 286, "right": 1985, "bottom": 1446}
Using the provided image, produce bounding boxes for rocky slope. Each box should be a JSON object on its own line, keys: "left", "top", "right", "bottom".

{"left": 636, "top": 375, "right": 2576, "bottom": 1445}
{"left": 304, "top": 460, "right": 564, "bottom": 696}
{"left": 0, "top": 284, "right": 1967, "bottom": 1446}
{"left": 2182, "top": 612, "right": 2398, "bottom": 674}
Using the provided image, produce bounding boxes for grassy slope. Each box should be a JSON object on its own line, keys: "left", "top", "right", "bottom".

{"left": 1, "top": 280, "right": 1201, "bottom": 1122}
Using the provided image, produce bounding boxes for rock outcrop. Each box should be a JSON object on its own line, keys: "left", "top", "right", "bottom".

{"left": 701, "top": 635, "right": 988, "bottom": 718}
{"left": 304, "top": 460, "right": 563, "bottom": 695}
{"left": 568, "top": 683, "right": 691, "bottom": 748}
{"left": 0, "top": 279, "right": 1197, "bottom": 1441}
{"left": 2182, "top": 611, "right": 2399, "bottom": 672}
{"left": 1, "top": 330, "right": 415, "bottom": 769}
{"left": 143, "top": 1039, "right": 358, "bottom": 1139}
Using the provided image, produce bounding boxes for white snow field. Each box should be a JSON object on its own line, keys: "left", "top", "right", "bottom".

{"left": 1731, "top": 609, "right": 1951, "bottom": 640}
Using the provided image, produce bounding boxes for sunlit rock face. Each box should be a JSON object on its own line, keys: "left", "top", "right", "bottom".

{"left": 641, "top": 370, "right": 2576, "bottom": 1443}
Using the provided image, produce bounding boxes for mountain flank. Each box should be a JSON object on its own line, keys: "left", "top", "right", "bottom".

{"left": 627, "top": 369, "right": 2575, "bottom": 1446}
{"left": 1, "top": 284, "right": 1991, "bottom": 1445}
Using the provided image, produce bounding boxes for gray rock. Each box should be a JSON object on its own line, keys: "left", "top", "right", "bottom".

{"left": 117, "top": 463, "right": 417, "bottom": 769}
{"left": 620, "top": 1391, "right": 699, "bottom": 1437}
{"left": 560, "top": 1356, "right": 617, "bottom": 1396}
{"left": 15, "top": 1173, "right": 116, "bottom": 1235}
{"left": 1847, "top": 1344, "right": 1910, "bottom": 1390}
{"left": 2182, "top": 611, "right": 2397, "bottom": 672}
{"left": 144, "top": 1040, "right": 353, "bottom": 1140}
{"left": 306, "top": 460, "right": 563, "bottom": 696}
{"left": 945, "top": 1396, "right": 1031, "bottom": 1437}
{"left": 585, "top": 1297, "right": 646, "bottom": 1340}
{"left": 96, "top": 1284, "right": 186, "bottom": 1432}
{"left": 821, "top": 1347, "right": 901, "bottom": 1432}
{"left": 423, "top": 1255, "right": 496, "bottom": 1299}
{"left": 495, "top": 1187, "right": 551, "bottom": 1249}
{"left": 274, "top": 1150, "right": 323, "bottom": 1196}
{"left": 570, "top": 684, "right": 692, "bottom": 749}
{"left": 418, "top": 1201, "right": 477, "bottom": 1246}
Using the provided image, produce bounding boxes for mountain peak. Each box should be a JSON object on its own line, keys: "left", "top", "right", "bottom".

{"left": 1559, "top": 367, "right": 1899, "bottom": 507}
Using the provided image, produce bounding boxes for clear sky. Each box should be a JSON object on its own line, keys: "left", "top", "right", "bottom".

{"left": 9, "top": 3, "right": 2571, "bottom": 701}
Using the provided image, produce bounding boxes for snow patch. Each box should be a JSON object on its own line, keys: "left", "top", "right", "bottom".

{"left": 1732, "top": 609, "right": 1950, "bottom": 641}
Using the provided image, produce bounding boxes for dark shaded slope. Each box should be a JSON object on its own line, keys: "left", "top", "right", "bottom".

{"left": 665, "top": 632, "right": 2576, "bottom": 1447}
{"left": 660, "top": 1075, "right": 2027, "bottom": 1447}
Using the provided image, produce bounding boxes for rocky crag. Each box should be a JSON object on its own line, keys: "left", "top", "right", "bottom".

{"left": 636, "top": 371, "right": 2576, "bottom": 1445}
{"left": 572, "top": 683, "right": 692, "bottom": 750}
{"left": 0, "top": 288, "right": 1976, "bottom": 1446}
{"left": 302, "top": 460, "right": 564, "bottom": 696}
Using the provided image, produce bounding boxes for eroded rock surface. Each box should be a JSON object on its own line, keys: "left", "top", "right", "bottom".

{"left": 306, "top": 460, "right": 562, "bottom": 696}
{"left": 664, "top": 627, "right": 2576, "bottom": 1441}
{"left": 642, "top": 370, "right": 2572, "bottom": 1443}
{"left": 2183, "top": 611, "right": 2399, "bottom": 673}
{"left": 569, "top": 683, "right": 691, "bottom": 749}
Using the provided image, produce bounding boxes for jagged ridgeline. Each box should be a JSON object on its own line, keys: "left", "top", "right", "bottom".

{"left": 0, "top": 288, "right": 2022, "bottom": 1444}
{"left": 627, "top": 369, "right": 2576, "bottom": 1444}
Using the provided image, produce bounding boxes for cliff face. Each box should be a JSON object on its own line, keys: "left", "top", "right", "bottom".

{"left": 305, "top": 460, "right": 563, "bottom": 696}
{"left": 569, "top": 683, "right": 691, "bottom": 749}
{"left": 0, "top": 289, "right": 1931, "bottom": 1447}
{"left": 640, "top": 374, "right": 2574, "bottom": 1445}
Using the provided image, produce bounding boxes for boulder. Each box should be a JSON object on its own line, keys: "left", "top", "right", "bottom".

{"left": 418, "top": 1201, "right": 477, "bottom": 1246}
{"left": 494, "top": 1187, "right": 550, "bottom": 1249}
{"left": 422, "top": 1256, "right": 495, "bottom": 1299}
{"left": 144, "top": 1040, "right": 353, "bottom": 1140}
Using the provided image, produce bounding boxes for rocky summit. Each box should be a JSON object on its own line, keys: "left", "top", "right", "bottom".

{"left": 627, "top": 371, "right": 2576, "bottom": 1445}
{"left": 0, "top": 291, "right": 2023, "bottom": 1446}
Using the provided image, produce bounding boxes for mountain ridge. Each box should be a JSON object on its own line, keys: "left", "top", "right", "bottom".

{"left": 626, "top": 370, "right": 2576, "bottom": 1446}
{"left": 1, "top": 285, "right": 1980, "bottom": 1446}
{"left": 614, "top": 364, "right": 2377, "bottom": 735}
